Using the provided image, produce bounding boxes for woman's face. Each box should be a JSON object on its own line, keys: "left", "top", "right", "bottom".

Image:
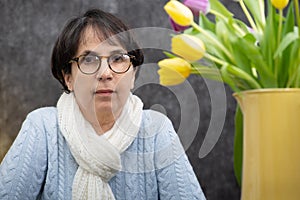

{"left": 64, "top": 27, "right": 136, "bottom": 123}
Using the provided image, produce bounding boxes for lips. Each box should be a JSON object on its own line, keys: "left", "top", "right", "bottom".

{"left": 95, "top": 89, "right": 114, "bottom": 95}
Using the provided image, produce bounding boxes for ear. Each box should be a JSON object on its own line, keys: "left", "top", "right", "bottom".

{"left": 130, "top": 69, "right": 137, "bottom": 90}
{"left": 63, "top": 72, "right": 73, "bottom": 91}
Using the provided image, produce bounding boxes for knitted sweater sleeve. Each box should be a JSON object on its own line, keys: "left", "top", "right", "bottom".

{"left": 154, "top": 115, "right": 206, "bottom": 200}
{"left": 0, "top": 112, "right": 48, "bottom": 199}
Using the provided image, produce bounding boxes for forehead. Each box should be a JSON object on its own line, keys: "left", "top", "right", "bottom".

{"left": 77, "top": 26, "right": 124, "bottom": 55}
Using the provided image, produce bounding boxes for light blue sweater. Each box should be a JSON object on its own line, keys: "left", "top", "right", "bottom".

{"left": 0, "top": 107, "right": 206, "bottom": 200}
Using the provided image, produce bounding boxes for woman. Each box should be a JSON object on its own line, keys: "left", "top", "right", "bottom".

{"left": 0, "top": 9, "right": 206, "bottom": 200}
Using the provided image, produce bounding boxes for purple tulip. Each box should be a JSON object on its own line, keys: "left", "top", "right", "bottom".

{"left": 183, "top": 0, "right": 210, "bottom": 17}
{"left": 169, "top": 17, "right": 190, "bottom": 32}
{"left": 247, "top": 27, "right": 255, "bottom": 33}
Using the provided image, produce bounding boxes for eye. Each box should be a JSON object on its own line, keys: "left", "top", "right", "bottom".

{"left": 110, "top": 54, "right": 130, "bottom": 63}
{"left": 80, "top": 55, "right": 99, "bottom": 65}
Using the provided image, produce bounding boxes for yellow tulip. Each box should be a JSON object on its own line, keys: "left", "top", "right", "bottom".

{"left": 271, "top": 0, "right": 289, "bottom": 9}
{"left": 158, "top": 57, "right": 191, "bottom": 86}
{"left": 164, "top": 0, "right": 194, "bottom": 26}
{"left": 172, "top": 34, "right": 206, "bottom": 61}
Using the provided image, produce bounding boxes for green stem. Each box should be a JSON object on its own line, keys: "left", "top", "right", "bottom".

{"left": 274, "top": 9, "right": 283, "bottom": 78}
{"left": 258, "top": 0, "right": 266, "bottom": 28}
{"left": 295, "top": 0, "right": 300, "bottom": 37}
{"left": 209, "top": 9, "right": 245, "bottom": 36}
{"left": 191, "top": 21, "right": 235, "bottom": 62}
{"left": 238, "top": 0, "right": 258, "bottom": 33}
{"left": 204, "top": 53, "right": 227, "bottom": 66}
{"left": 209, "top": 9, "right": 227, "bottom": 20}
{"left": 204, "top": 53, "right": 261, "bottom": 89}
{"left": 277, "top": 9, "right": 283, "bottom": 47}
{"left": 191, "top": 67, "right": 223, "bottom": 81}
{"left": 226, "top": 65, "right": 262, "bottom": 89}
{"left": 191, "top": 67, "right": 218, "bottom": 75}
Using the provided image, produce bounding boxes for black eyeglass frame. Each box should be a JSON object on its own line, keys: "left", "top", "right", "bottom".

{"left": 69, "top": 53, "right": 135, "bottom": 75}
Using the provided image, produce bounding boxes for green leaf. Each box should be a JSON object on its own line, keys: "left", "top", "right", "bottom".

{"left": 199, "top": 13, "right": 215, "bottom": 32}
{"left": 237, "top": 37, "right": 277, "bottom": 87}
{"left": 220, "top": 64, "right": 240, "bottom": 92}
{"left": 274, "top": 32, "right": 298, "bottom": 58}
{"left": 282, "top": 2, "right": 295, "bottom": 36}
{"left": 233, "top": 105, "right": 243, "bottom": 187}
{"left": 275, "top": 3, "right": 297, "bottom": 87}
{"left": 243, "top": 0, "right": 265, "bottom": 30}
{"left": 243, "top": 33, "right": 256, "bottom": 43}
{"left": 230, "top": 36, "right": 253, "bottom": 75}
{"left": 295, "top": 66, "right": 300, "bottom": 87}
{"left": 215, "top": 20, "right": 234, "bottom": 54}
{"left": 288, "top": 38, "right": 300, "bottom": 87}
{"left": 163, "top": 51, "right": 177, "bottom": 58}
{"left": 209, "top": 0, "right": 233, "bottom": 18}
{"left": 260, "top": 0, "right": 278, "bottom": 73}
{"left": 277, "top": 42, "right": 292, "bottom": 87}
{"left": 183, "top": 27, "right": 199, "bottom": 35}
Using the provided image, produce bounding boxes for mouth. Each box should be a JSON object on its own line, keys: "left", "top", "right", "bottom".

{"left": 95, "top": 89, "right": 114, "bottom": 96}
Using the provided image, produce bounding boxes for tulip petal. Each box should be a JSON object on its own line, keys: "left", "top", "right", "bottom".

{"left": 169, "top": 17, "right": 190, "bottom": 32}
{"left": 183, "top": 0, "right": 210, "bottom": 16}
{"left": 158, "top": 68, "right": 187, "bottom": 85}
{"left": 271, "top": 0, "right": 289, "bottom": 9}
{"left": 172, "top": 34, "right": 206, "bottom": 61}
{"left": 164, "top": 0, "right": 194, "bottom": 26}
{"left": 158, "top": 57, "right": 191, "bottom": 86}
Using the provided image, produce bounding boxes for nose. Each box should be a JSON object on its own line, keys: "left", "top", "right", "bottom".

{"left": 96, "top": 59, "right": 113, "bottom": 81}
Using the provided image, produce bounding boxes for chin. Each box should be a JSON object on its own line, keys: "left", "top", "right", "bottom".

{"left": 95, "top": 104, "right": 113, "bottom": 112}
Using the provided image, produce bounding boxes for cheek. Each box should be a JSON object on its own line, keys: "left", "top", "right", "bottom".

{"left": 115, "top": 73, "right": 135, "bottom": 92}
{"left": 73, "top": 74, "right": 97, "bottom": 108}
{"left": 73, "top": 74, "right": 95, "bottom": 92}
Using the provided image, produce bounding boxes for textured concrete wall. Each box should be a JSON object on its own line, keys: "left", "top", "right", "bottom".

{"left": 0, "top": 0, "right": 245, "bottom": 199}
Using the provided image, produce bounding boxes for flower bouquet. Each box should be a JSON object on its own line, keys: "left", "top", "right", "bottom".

{"left": 157, "top": 0, "right": 300, "bottom": 186}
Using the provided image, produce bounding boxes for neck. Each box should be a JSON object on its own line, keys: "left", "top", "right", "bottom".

{"left": 93, "top": 109, "right": 122, "bottom": 135}
{"left": 78, "top": 106, "right": 121, "bottom": 135}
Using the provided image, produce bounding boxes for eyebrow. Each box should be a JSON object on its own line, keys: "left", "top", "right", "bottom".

{"left": 79, "top": 49, "right": 126, "bottom": 57}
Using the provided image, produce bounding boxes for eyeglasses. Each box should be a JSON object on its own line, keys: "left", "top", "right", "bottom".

{"left": 69, "top": 53, "right": 135, "bottom": 75}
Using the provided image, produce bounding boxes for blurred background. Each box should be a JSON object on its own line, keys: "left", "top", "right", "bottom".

{"left": 0, "top": 0, "right": 247, "bottom": 199}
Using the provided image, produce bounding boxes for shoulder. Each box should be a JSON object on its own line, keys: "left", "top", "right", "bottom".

{"left": 25, "top": 107, "right": 58, "bottom": 132}
{"left": 140, "top": 109, "right": 173, "bottom": 135}
{"left": 27, "top": 106, "right": 57, "bottom": 120}
{"left": 121, "top": 110, "right": 179, "bottom": 173}
{"left": 139, "top": 110, "right": 179, "bottom": 149}
{"left": 137, "top": 110, "right": 186, "bottom": 169}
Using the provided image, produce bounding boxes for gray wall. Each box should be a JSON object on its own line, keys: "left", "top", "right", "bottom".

{"left": 0, "top": 0, "right": 243, "bottom": 199}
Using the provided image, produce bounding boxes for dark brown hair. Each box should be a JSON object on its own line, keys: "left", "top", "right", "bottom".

{"left": 51, "top": 9, "right": 144, "bottom": 93}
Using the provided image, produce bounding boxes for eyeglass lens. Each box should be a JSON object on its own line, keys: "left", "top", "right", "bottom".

{"left": 78, "top": 53, "right": 131, "bottom": 74}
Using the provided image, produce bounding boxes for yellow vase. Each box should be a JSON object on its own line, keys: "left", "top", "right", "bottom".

{"left": 233, "top": 89, "right": 300, "bottom": 200}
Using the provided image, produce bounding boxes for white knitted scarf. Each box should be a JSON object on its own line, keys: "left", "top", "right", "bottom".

{"left": 57, "top": 92, "right": 143, "bottom": 200}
